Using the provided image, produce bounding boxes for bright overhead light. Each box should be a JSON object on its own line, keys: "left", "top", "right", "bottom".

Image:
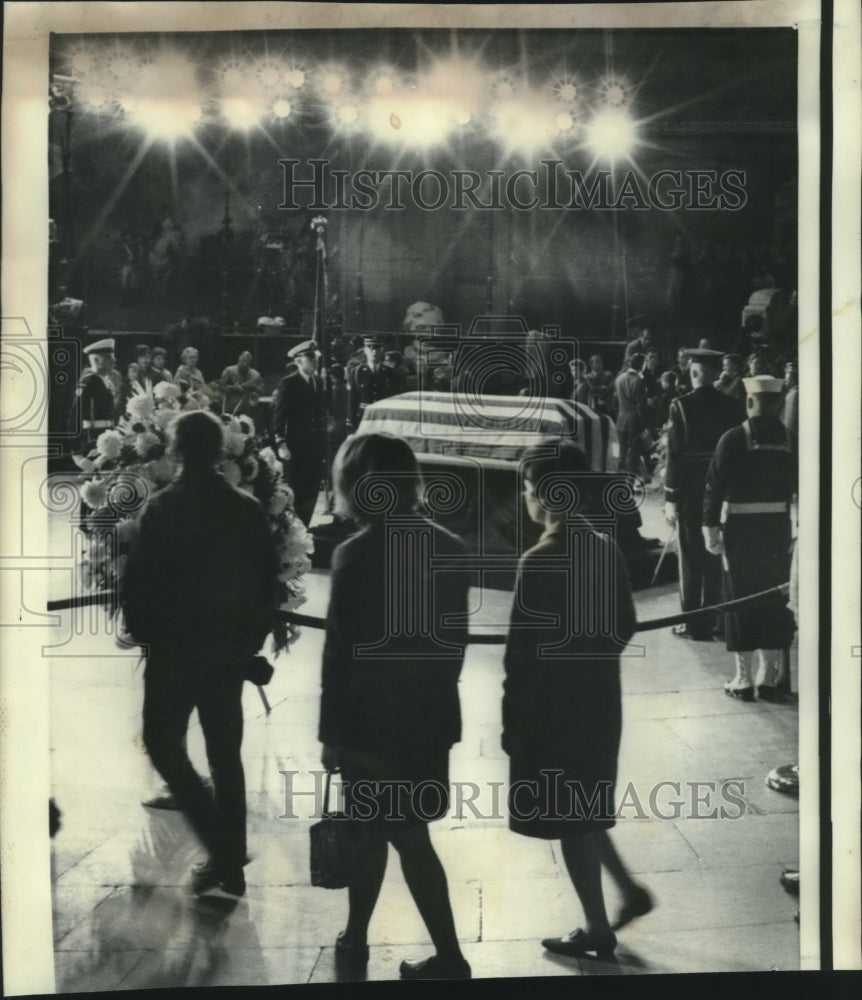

{"left": 334, "top": 103, "right": 359, "bottom": 127}
{"left": 585, "top": 107, "right": 638, "bottom": 161}
{"left": 122, "top": 52, "right": 203, "bottom": 143}
{"left": 272, "top": 98, "right": 293, "bottom": 119}
{"left": 283, "top": 67, "right": 305, "bottom": 88}
{"left": 557, "top": 82, "right": 578, "bottom": 103}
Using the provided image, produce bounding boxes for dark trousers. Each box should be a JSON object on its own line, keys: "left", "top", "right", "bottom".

{"left": 142, "top": 647, "right": 247, "bottom": 870}
{"left": 284, "top": 455, "right": 325, "bottom": 527}
{"left": 677, "top": 505, "right": 723, "bottom": 637}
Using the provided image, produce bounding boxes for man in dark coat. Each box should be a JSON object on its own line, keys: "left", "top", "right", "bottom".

{"left": 664, "top": 349, "right": 744, "bottom": 640}
{"left": 347, "top": 334, "right": 399, "bottom": 429}
{"left": 613, "top": 353, "right": 652, "bottom": 475}
{"left": 272, "top": 340, "right": 328, "bottom": 526}
{"left": 70, "top": 338, "right": 119, "bottom": 450}
{"left": 120, "top": 410, "right": 279, "bottom": 898}
{"left": 703, "top": 376, "right": 797, "bottom": 700}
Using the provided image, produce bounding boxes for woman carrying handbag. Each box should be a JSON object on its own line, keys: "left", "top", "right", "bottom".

{"left": 318, "top": 432, "right": 472, "bottom": 981}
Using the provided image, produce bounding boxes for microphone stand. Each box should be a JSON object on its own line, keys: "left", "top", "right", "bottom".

{"left": 311, "top": 215, "right": 334, "bottom": 515}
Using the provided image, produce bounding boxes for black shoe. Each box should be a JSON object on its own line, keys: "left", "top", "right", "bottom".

{"left": 542, "top": 928, "right": 617, "bottom": 961}
{"left": 612, "top": 886, "right": 654, "bottom": 931}
{"left": 723, "top": 682, "right": 755, "bottom": 702}
{"left": 765, "top": 763, "right": 799, "bottom": 796}
{"left": 191, "top": 860, "right": 246, "bottom": 899}
{"left": 399, "top": 955, "right": 472, "bottom": 981}
{"left": 335, "top": 932, "right": 369, "bottom": 972}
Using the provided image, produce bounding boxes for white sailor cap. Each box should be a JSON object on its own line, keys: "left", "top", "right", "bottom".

{"left": 287, "top": 339, "right": 318, "bottom": 359}
{"left": 83, "top": 338, "right": 116, "bottom": 355}
{"left": 743, "top": 375, "right": 785, "bottom": 395}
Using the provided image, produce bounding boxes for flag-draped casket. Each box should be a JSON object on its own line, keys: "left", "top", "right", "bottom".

{"left": 354, "top": 392, "right": 620, "bottom": 473}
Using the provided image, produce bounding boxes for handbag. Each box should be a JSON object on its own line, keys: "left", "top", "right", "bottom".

{"left": 309, "top": 770, "right": 357, "bottom": 889}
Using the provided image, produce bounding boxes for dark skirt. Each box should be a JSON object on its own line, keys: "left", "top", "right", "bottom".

{"left": 507, "top": 667, "right": 622, "bottom": 840}
{"left": 340, "top": 745, "right": 450, "bottom": 829}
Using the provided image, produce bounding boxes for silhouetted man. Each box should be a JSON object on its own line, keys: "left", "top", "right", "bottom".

{"left": 121, "top": 410, "right": 278, "bottom": 898}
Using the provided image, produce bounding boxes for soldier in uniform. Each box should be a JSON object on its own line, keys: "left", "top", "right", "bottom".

{"left": 703, "top": 375, "right": 797, "bottom": 700}
{"left": 347, "top": 334, "right": 398, "bottom": 429}
{"left": 70, "top": 338, "right": 119, "bottom": 451}
{"left": 664, "top": 349, "right": 744, "bottom": 640}
{"left": 272, "top": 340, "right": 328, "bottom": 527}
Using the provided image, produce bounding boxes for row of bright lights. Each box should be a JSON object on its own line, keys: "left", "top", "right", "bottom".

{"left": 60, "top": 43, "right": 639, "bottom": 160}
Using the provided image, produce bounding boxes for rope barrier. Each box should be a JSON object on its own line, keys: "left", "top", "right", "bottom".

{"left": 46, "top": 583, "right": 790, "bottom": 641}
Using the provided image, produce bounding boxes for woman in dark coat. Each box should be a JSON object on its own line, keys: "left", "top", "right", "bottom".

{"left": 503, "top": 441, "right": 654, "bottom": 960}
{"left": 319, "top": 432, "right": 472, "bottom": 981}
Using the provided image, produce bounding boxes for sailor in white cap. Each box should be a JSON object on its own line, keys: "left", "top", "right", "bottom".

{"left": 702, "top": 374, "right": 797, "bottom": 700}
{"left": 272, "top": 340, "right": 327, "bottom": 526}
{"left": 664, "top": 348, "right": 744, "bottom": 640}
{"left": 71, "top": 338, "right": 118, "bottom": 446}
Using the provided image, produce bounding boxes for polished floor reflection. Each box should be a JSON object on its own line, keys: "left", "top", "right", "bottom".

{"left": 50, "top": 510, "right": 800, "bottom": 989}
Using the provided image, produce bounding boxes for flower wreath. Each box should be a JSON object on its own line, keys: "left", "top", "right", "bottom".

{"left": 74, "top": 381, "right": 312, "bottom": 654}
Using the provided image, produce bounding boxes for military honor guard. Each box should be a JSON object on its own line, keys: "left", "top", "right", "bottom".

{"left": 71, "top": 338, "right": 119, "bottom": 450}
{"left": 272, "top": 340, "right": 328, "bottom": 527}
{"left": 664, "top": 349, "right": 744, "bottom": 640}
{"left": 702, "top": 375, "right": 797, "bottom": 700}
{"left": 347, "top": 334, "right": 399, "bottom": 429}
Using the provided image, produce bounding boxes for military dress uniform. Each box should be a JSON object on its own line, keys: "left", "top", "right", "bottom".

{"left": 348, "top": 362, "right": 398, "bottom": 429}
{"left": 665, "top": 370, "right": 743, "bottom": 639}
{"left": 272, "top": 341, "right": 328, "bottom": 527}
{"left": 703, "top": 383, "right": 797, "bottom": 697}
{"left": 70, "top": 338, "right": 118, "bottom": 451}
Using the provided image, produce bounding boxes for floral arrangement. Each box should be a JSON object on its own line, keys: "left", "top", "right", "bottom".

{"left": 73, "top": 381, "right": 313, "bottom": 653}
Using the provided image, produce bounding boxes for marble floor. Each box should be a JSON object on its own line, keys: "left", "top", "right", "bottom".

{"left": 48, "top": 520, "right": 801, "bottom": 990}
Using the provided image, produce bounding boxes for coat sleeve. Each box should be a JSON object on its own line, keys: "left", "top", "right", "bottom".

{"left": 611, "top": 539, "right": 637, "bottom": 646}
{"left": 271, "top": 378, "right": 288, "bottom": 444}
{"left": 502, "top": 556, "right": 536, "bottom": 743}
{"left": 703, "top": 431, "right": 732, "bottom": 527}
{"left": 318, "top": 545, "right": 355, "bottom": 747}
{"left": 664, "top": 398, "right": 686, "bottom": 502}
{"left": 119, "top": 503, "right": 161, "bottom": 644}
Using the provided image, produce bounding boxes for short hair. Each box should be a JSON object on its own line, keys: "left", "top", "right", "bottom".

{"left": 168, "top": 410, "right": 224, "bottom": 469}
{"left": 724, "top": 353, "right": 742, "bottom": 370}
{"left": 181, "top": 346, "right": 199, "bottom": 363}
{"left": 630, "top": 353, "right": 646, "bottom": 372}
{"left": 135, "top": 344, "right": 151, "bottom": 358}
{"left": 520, "top": 439, "right": 592, "bottom": 515}
{"left": 569, "top": 358, "right": 587, "bottom": 375}
{"left": 521, "top": 439, "right": 591, "bottom": 486}
{"left": 330, "top": 363, "right": 345, "bottom": 379}
{"left": 152, "top": 346, "right": 167, "bottom": 358}
{"left": 333, "top": 432, "right": 423, "bottom": 524}
{"left": 661, "top": 370, "right": 677, "bottom": 387}
{"left": 589, "top": 353, "right": 603, "bottom": 366}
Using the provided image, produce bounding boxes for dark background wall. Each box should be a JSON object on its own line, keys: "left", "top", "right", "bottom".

{"left": 49, "top": 27, "right": 797, "bottom": 351}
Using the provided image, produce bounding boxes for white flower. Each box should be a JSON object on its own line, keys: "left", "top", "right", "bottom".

{"left": 224, "top": 431, "right": 246, "bottom": 457}
{"left": 154, "top": 409, "right": 180, "bottom": 431}
{"left": 220, "top": 460, "right": 242, "bottom": 486}
{"left": 269, "top": 492, "right": 288, "bottom": 516}
{"left": 127, "top": 394, "right": 156, "bottom": 422}
{"left": 153, "top": 381, "right": 182, "bottom": 403}
{"left": 147, "top": 455, "right": 177, "bottom": 485}
{"left": 134, "top": 431, "right": 161, "bottom": 459}
{"left": 116, "top": 518, "right": 139, "bottom": 545}
{"left": 95, "top": 430, "right": 123, "bottom": 460}
{"left": 237, "top": 415, "right": 256, "bottom": 437}
{"left": 72, "top": 454, "right": 97, "bottom": 473}
{"left": 81, "top": 480, "right": 108, "bottom": 508}
{"left": 225, "top": 416, "right": 242, "bottom": 434}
